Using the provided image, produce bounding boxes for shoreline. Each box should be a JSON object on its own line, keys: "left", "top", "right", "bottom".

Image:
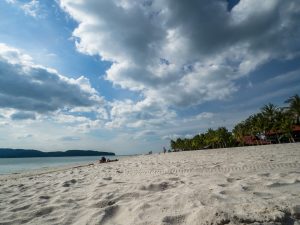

{"left": 0, "top": 155, "right": 128, "bottom": 177}
{"left": 1, "top": 142, "right": 297, "bottom": 178}
{"left": 0, "top": 154, "right": 136, "bottom": 181}
{"left": 0, "top": 162, "right": 96, "bottom": 182}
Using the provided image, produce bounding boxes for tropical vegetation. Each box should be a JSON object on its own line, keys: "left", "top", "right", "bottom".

{"left": 170, "top": 94, "right": 300, "bottom": 151}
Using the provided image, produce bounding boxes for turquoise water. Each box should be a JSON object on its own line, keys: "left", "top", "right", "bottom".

{"left": 0, "top": 156, "right": 119, "bottom": 175}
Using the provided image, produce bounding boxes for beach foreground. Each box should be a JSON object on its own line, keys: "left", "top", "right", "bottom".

{"left": 0, "top": 144, "right": 300, "bottom": 225}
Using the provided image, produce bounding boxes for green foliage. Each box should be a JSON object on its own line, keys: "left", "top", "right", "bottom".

{"left": 170, "top": 94, "right": 300, "bottom": 151}
{"left": 285, "top": 94, "right": 300, "bottom": 124}
{"left": 170, "top": 127, "right": 234, "bottom": 151}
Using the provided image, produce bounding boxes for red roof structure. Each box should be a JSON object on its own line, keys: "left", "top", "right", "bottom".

{"left": 266, "top": 125, "right": 300, "bottom": 135}
{"left": 243, "top": 136, "right": 271, "bottom": 145}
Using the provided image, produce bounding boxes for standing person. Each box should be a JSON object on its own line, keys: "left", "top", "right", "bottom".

{"left": 163, "top": 147, "right": 166, "bottom": 154}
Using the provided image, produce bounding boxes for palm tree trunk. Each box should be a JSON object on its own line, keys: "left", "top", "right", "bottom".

{"left": 276, "top": 134, "right": 281, "bottom": 144}
{"left": 290, "top": 134, "right": 295, "bottom": 143}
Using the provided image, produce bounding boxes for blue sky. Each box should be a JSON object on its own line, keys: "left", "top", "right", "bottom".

{"left": 0, "top": 0, "right": 300, "bottom": 154}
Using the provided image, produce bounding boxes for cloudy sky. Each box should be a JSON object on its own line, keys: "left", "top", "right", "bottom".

{"left": 0, "top": 0, "right": 300, "bottom": 154}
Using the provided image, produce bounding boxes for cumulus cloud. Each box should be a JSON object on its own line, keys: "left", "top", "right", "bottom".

{"left": 59, "top": 0, "right": 300, "bottom": 109}
{"left": 0, "top": 43, "right": 103, "bottom": 113}
{"left": 10, "top": 111, "right": 36, "bottom": 120}
{"left": 106, "top": 98, "right": 176, "bottom": 129}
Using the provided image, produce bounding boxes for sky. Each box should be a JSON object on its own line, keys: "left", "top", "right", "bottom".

{"left": 0, "top": 0, "right": 300, "bottom": 155}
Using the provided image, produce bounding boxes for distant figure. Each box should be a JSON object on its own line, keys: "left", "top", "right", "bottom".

{"left": 107, "top": 158, "right": 119, "bottom": 162}
{"left": 99, "top": 156, "right": 107, "bottom": 163}
{"left": 163, "top": 147, "right": 166, "bottom": 154}
{"left": 99, "top": 157, "right": 118, "bottom": 163}
{"left": 148, "top": 151, "right": 152, "bottom": 155}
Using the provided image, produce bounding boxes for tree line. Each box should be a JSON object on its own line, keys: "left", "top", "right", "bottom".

{"left": 170, "top": 94, "right": 300, "bottom": 151}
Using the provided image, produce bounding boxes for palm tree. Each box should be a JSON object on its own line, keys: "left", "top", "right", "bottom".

{"left": 260, "top": 103, "right": 279, "bottom": 137}
{"left": 278, "top": 111, "right": 295, "bottom": 143}
{"left": 285, "top": 94, "right": 300, "bottom": 124}
{"left": 232, "top": 122, "right": 247, "bottom": 146}
{"left": 249, "top": 113, "right": 267, "bottom": 144}
{"left": 205, "top": 128, "right": 218, "bottom": 149}
{"left": 191, "top": 134, "right": 205, "bottom": 150}
{"left": 170, "top": 140, "right": 176, "bottom": 150}
{"left": 216, "top": 127, "right": 231, "bottom": 148}
{"left": 272, "top": 110, "right": 285, "bottom": 143}
{"left": 261, "top": 103, "right": 278, "bottom": 121}
{"left": 254, "top": 113, "right": 267, "bottom": 138}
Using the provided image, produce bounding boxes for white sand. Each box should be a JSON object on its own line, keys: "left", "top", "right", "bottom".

{"left": 0, "top": 143, "right": 300, "bottom": 225}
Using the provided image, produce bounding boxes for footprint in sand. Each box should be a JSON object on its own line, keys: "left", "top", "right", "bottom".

{"left": 253, "top": 192, "right": 273, "bottom": 199}
{"left": 266, "top": 179, "right": 300, "bottom": 188}
{"left": 10, "top": 204, "right": 31, "bottom": 212}
{"left": 258, "top": 172, "right": 270, "bottom": 177}
{"left": 39, "top": 195, "right": 51, "bottom": 200}
{"left": 35, "top": 206, "right": 54, "bottom": 217}
{"left": 9, "top": 199, "right": 19, "bottom": 204}
{"left": 98, "top": 205, "right": 119, "bottom": 224}
{"left": 226, "top": 177, "right": 235, "bottom": 183}
{"left": 62, "top": 179, "right": 77, "bottom": 187}
{"left": 92, "top": 199, "right": 116, "bottom": 208}
{"left": 140, "top": 182, "right": 172, "bottom": 192}
{"left": 162, "top": 214, "right": 186, "bottom": 224}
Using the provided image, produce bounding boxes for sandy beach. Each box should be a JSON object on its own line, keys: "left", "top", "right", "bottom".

{"left": 0, "top": 143, "right": 300, "bottom": 225}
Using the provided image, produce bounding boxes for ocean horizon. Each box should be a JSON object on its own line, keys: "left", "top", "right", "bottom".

{"left": 0, "top": 155, "right": 121, "bottom": 175}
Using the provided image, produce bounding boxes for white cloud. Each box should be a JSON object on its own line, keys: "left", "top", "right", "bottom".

{"left": 231, "top": 0, "right": 279, "bottom": 24}
{"left": 196, "top": 112, "right": 214, "bottom": 120}
{"left": 133, "top": 130, "right": 157, "bottom": 140}
{"left": 106, "top": 98, "right": 176, "bottom": 129}
{"left": 162, "top": 134, "right": 180, "bottom": 141}
{"left": 21, "top": 0, "right": 40, "bottom": 17}
{"left": 60, "top": 136, "right": 81, "bottom": 141}
{"left": 53, "top": 114, "right": 90, "bottom": 124}
{"left": 59, "top": 0, "right": 300, "bottom": 111}
{"left": 0, "top": 43, "right": 103, "bottom": 113}
{"left": 6, "top": 0, "right": 41, "bottom": 18}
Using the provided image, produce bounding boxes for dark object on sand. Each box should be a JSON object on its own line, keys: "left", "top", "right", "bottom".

{"left": 107, "top": 159, "right": 119, "bottom": 162}
{"left": 99, "top": 156, "right": 107, "bottom": 163}
{"left": 99, "top": 157, "right": 119, "bottom": 163}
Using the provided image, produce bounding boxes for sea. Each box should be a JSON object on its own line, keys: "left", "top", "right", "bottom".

{"left": 0, "top": 155, "right": 120, "bottom": 175}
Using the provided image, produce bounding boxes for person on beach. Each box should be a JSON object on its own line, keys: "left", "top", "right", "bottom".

{"left": 99, "top": 156, "right": 107, "bottom": 163}
{"left": 107, "top": 159, "right": 119, "bottom": 162}
{"left": 99, "top": 157, "right": 119, "bottom": 163}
